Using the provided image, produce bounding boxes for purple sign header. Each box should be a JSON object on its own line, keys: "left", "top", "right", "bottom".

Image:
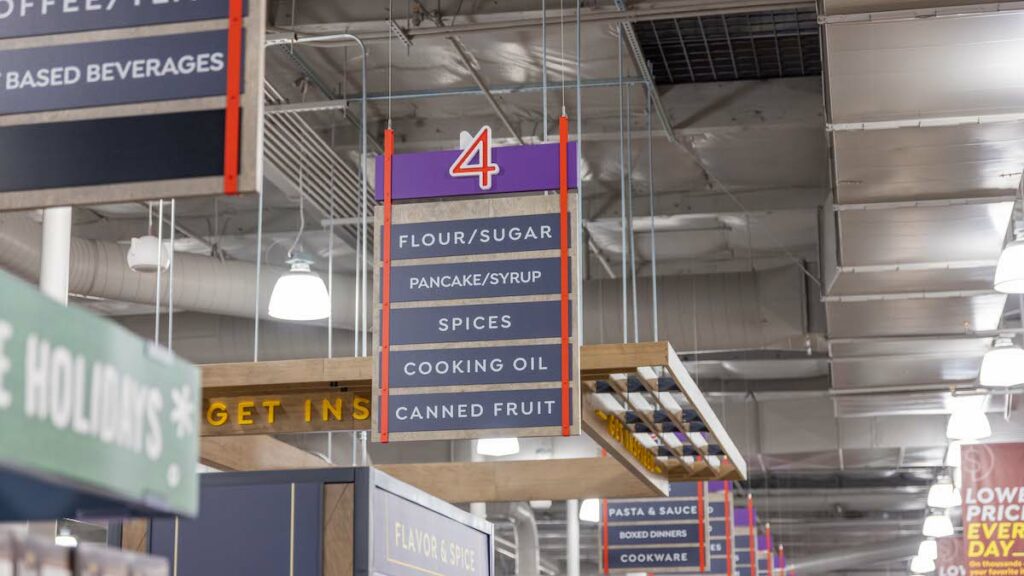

{"left": 375, "top": 141, "right": 578, "bottom": 201}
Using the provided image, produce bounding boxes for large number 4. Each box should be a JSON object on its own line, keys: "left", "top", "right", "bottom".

{"left": 449, "top": 125, "right": 501, "bottom": 190}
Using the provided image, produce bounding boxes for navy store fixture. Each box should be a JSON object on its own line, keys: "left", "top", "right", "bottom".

{"left": 140, "top": 467, "right": 494, "bottom": 576}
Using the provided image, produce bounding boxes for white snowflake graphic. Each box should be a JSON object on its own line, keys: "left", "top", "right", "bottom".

{"left": 169, "top": 385, "right": 196, "bottom": 439}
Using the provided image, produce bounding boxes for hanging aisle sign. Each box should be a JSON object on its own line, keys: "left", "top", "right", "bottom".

{"left": 0, "top": 270, "right": 199, "bottom": 519}
{"left": 602, "top": 482, "right": 710, "bottom": 573}
{"left": 0, "top": 0, "right": 264, "bottom": 210}
{"left": 707, "top": 482, "right": 736, "bottom": 575}
{"left": 373, "top": 122, "right": 581, "bottom": 443}
{"left": 735, "top": 497, "right": 762, "bottom": 576}
{"left": 962, "top": 442, "right": 1024, "bottom": 576}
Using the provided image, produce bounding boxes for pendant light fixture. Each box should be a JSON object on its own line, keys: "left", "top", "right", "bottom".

{"left": 946, "top": 398, "right": 991, "bottom": 441}
{"left": 475, "top": 437, "right": 521, "bottom": 457}
{"left": 945, "top": 441, "right": 962, "bottom": 468}
{"left": 268, "top": 259, "right": 331, "bottom": 321}
{"left": 927, "top": 479, "right": 962, "bottom": 509}
{"left": 919, "top": 539, "right": 938, "bottom": 561}
{"left": 579, "top": 498, "right": 601, "bottom": 523}
{"left": 922, "top": 513, "right": 955, "bottom": 538}
{"left": 995, "top": 219, "right": 1024, "bottom": 293}
{"left": 911, "top": 554, "right": 937, "bottom": 574}
{"left": 979, "top": 337, "right": 1024, "bottom": 388}
{"left": 267, "top": 157, "right": 331, "bottom": 321}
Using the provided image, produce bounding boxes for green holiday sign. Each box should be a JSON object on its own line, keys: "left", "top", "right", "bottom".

{"left": 0, "top": 270, "right": 199, "bottom": 517}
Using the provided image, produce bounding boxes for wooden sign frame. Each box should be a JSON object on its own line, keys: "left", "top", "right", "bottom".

{"left": 372, "top": 193, "right": 582, "bottom": 442}
{"left": 0, "top": 0, "right": 265, "bottom": 210}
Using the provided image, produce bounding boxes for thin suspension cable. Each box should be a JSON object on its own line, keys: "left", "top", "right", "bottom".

{"left": 560, "top": 0, "right": 565, "bottom": 111}
{"left": 154, "top": 200, "right": 164, "bottom": 346}
{"left": 288, "top": 155, "right": 306, "bottom": 258}
{"left": 618, "top": 25, "right": 627, "bottom": 345}
{"left": 647, "top": 84, "right": 658, "bottom": 342}
{"left": 253, "top": 180, "right": 264, "bottom": 362}
{"left": 626, "top": 83, "right": 639, "bottom": 344}
{"left": 575, "top": 0, "right": 582, "bottom": 347}
{"left": 329, "top": 124, "right": 336, "bottom": 359}
{"left": 542, "top": 0, "right": 548, "bottom": 141}
{"left": 360, "top": 36, "right": 369, "bottom": 357}
{"left": 388, "top": 0, "right": 393, "bottom": 127}
{"left": 168, "top": 199, "right": 175, "bottom": 350}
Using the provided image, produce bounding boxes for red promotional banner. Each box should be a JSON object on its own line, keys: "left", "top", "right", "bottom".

{"left": 962, "top": 443, "right": 1024, "bottom": 576}
{"left": 938, "top": 537, "right": 967, "bottom": 576}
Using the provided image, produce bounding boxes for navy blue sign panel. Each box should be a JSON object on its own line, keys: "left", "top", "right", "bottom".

{"left": 709, "top": 501, "right": 727, "bottom": 518}
{"left": 0, "top": 0, "right": 246, "bottom": 39}
{"left": 389, "top": 258, "right": 567, "bottom": 302}
{"left": 372, "top": 487, "right": 490, "bottom": 576}
{"left": 387, "top": 387, "right": 570, "bottom": 433}
{"left": 669, "top": 482, "right": 700, "bottom": 498}
{"left": 607, "top": 547, "right": 701, "bottom": 571}
{"left": 708, "top": 556, "right": 730, "bottom": 573}
{"left": 389, "top": 213, "right": 569, "bottom": 260}
{"left": 606, "top": 524, "right": 700, "bottom": 547}
{"left": 709, "top": 539, "right": 728, "bottom": 555}
{"left": 389, "top": 344, "right": 566, "bottom": 388}
{"left": 0, "top": 30, "right": 241, "bottom": 116}
{"left": 735, "top": 535, "right": 752, "bottom": 550}
{"left": 607, "top": 501, "right": 700, "bottom": 523}
{"left": 389, "top": 301, "right": 565, "bottom": 345}
{"left": 709, "top": 520, "right": 728, "bottom": 537}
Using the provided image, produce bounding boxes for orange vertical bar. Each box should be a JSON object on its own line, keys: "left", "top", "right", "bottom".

{"left": 725, "top": 483, "right": 733, "bottom": 576}
{"left": 766, "top": 524, "right": 774, "bottom": 576}
{"left": 699, "top": 481, "right": 706, "bottom": 572}
{"left": 558, "top": 115, "right": 570, "bottom": 436}
{"left": 380, "top": 128, "right": 394, "bottom": 443}
{"left": 222, "top": 0, "right": 243, "bottom": 194}
{"left": 748, "top": 495, "right": 756, "bottom": 576}
{"left": 602, "top": 499, "right": 610, "bottom": 574}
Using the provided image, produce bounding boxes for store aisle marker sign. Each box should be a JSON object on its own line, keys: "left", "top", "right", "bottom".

{"left": 0, "top": 270, "right": 199, "bottom": 516}
{"left": 603, "top": 482, "right": 709, "bottom": 573}
{"left": 0, "top": 0, "right": 264, "bottom": 210}
{"left": 375, "top": 121, "right": 580, "bottom": 443}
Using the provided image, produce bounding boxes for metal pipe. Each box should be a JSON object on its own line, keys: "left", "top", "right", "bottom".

{"left": 575, "top": 0, "right": 584, "bottom": 347}
{"left": 626, "top": 81, "right": 639, "bottom": 343}
{"left": 39, "top": 207, "right": 71, "bottom": 305}
{"left": 154, "top": 200, "right": 164, "bottom": 345}
{"left": 566, "top": 499, "right": 581, "bottom": 576}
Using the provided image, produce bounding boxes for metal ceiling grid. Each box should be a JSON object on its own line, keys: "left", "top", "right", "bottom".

{"left": 634, "top": 8, "right": 821, "bottom": 85}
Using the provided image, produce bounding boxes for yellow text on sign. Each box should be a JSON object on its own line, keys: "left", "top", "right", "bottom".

{"left": 206, "top": 396, "right": 371, "bottom": 427}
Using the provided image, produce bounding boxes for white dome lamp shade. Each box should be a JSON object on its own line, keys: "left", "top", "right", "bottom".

{"left": 979, "top": 337, "right": 1024, "bottom": 388}
{"left": 268, "top": 259, "right": 331, "bottom": 321}
{"left": 922, "top": 513, "right": 955, "bottom": 539}
{"left": 927, "top": 480, "right": 962, "bottom": 509}
{"left": 995, "top": 226, "right": 1024, "bottom": 293}
{"left": 919, "top": 539, "right": 938, "bottom": 561}
{"left": 946, "top": 400, "right": 991, "bottom": 441}
{"left": 911, "top": 554, "right": 937, "bottom": 574}
{"left": 476, "top": 437, "right": 520, "bottom": 457}
{"left": 579, "top": 498, "right": 601, "bottom": 523}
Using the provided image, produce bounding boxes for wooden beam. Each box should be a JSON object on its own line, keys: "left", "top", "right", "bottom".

{"left": 377, "top": 458, "right": 661, "bottom": 503}
{"left": 200, "top": 436, "right": 329, "bottom": 471}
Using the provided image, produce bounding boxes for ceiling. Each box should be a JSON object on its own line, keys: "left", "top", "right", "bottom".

{"left": 1, "top": 0, "right": 1022, "bottom": 573}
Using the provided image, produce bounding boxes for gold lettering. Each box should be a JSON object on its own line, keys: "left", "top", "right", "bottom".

{"left": 322, "top": 398, "right": 344, "bottom": 421}
{"left": 207, "top": 402, "right": 228, "bottom": 426}
{"left": 353, "top": 396, "right": 370, "bottom": 420}
{"left": 304, "top": 399, "right": 312, "bottom": 422}
{"left": 237, "top": 401, "right": 255, "bottom": 425}
{"left": 262, "top": 399, "right": 281, "bottom": 424}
